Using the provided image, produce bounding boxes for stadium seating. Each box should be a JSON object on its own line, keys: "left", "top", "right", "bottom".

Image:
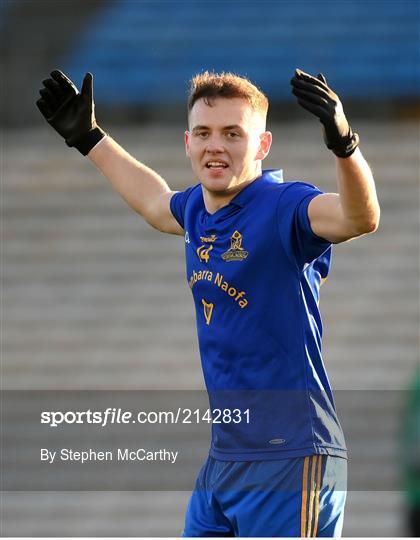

{"left": 63, "top": 1, "right": 419, "bottom": 104}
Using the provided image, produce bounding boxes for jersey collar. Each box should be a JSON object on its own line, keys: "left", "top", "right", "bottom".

{"left": 228, "top": 169, "right": 283, "bottom": 208}
{"left": 200, "top": 169, "right": 283, "bottom": 229}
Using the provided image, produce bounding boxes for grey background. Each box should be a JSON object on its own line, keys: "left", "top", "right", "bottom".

{"left": 4, "top": 121, "right": 418, "bottom": 537}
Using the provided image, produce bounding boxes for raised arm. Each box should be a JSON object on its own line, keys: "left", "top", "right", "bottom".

{"left": 87, "top": 136, "right": 182, "bottom": 234}
{"left": 290, "top": 69, "right": 380, "bottom": 244}
{"left": 36, "top": 70, "right": 183, "bottom": 235}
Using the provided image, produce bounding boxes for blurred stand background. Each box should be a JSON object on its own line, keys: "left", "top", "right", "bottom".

{"left": 2, "top": 0, "right": 419, "bottom": 536}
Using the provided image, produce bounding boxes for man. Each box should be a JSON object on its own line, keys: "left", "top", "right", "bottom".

{"left": 37, "top": 69, "right": 380, "bottom": 537}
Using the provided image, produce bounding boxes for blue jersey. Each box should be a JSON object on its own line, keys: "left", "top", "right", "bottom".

{"left": 170, "top": 169, "right": 347, "bottom": 461}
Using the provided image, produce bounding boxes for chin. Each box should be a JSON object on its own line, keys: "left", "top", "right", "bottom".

{"left": 201, "top": 178, "right": 236, "bottom": 195}
{"left": 200, "top": 169, "right": 237, "bottom": 192}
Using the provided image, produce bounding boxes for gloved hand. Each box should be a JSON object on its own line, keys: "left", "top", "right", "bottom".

{"left": 36, "top": 70, "right": 105, "bottom": 155}
{"left": 290, "top": 69, "right": 359, "bottom": 158}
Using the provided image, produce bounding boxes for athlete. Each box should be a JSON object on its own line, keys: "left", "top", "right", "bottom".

{"left": 37, "top": 69, "right": 380, "bottom": 537}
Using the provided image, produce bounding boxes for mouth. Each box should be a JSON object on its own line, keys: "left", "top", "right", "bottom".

{"left": 205, "top": 160, "right": 229, "bottom": 170}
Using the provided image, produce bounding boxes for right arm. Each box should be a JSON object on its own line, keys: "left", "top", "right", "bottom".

{"left": 36, "top": 70, "right": 183, "bottom": 235}
{"left": 88, "top": 136, "right": 183, "bottom": 234}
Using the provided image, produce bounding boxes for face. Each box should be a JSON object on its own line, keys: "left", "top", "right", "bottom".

{"left": 185, "top": 97, "right": 272, "bottom": 197}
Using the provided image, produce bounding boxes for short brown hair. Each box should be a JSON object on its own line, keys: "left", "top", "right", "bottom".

{"left": 188, "top": 71, "right": 269, "bottom": 119}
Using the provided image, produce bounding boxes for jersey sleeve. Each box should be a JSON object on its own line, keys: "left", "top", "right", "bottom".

{"left": 169, "top": 185, "right": 198, "bottom": 230}
{"left": 277, "top": 182, "right": 331, "bottom": 268}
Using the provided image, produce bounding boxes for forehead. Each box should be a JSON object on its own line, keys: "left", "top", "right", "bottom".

{"left": 189, "top": 97, "right": 258, "bottom": 129}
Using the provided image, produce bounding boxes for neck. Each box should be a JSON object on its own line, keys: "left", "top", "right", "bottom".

{"left": 202, "top": 168, "right": 263, "bottom": 214}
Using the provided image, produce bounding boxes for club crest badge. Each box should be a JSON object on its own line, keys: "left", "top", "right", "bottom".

{"left": 221, "top": 231, "right": 249, "bottom": 262}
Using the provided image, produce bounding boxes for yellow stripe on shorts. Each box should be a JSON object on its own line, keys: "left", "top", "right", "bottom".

{"left": 300, "top": 456, "right": 310, "bottom": 537}
{"left": 301, "top": 455, "right": 323, "bottom": 537}
{"left": 312, "top": 455, "right": 323, "bottom": 537}
{"left": 306, "top": 456, "right": 318, "bottom": 537}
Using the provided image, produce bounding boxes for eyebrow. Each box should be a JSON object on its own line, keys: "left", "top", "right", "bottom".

{"left": 191, "top": 124, "right": 244, "bottom": 132}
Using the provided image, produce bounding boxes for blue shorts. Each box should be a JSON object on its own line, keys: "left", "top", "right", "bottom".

{"left": 182, "top": 454, "right": 347, "bottom": 537}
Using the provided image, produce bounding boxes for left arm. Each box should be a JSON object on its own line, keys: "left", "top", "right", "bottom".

{"left": 308, "top": 147, "right": 380, "bottom": 243}
{"left": 291, "top": 69, "right": 380, "bottom": 243}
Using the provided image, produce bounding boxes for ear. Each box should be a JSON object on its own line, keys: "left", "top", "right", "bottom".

{"left": 255, "top": 131, "right": 272, "bottom": 161}
{"left": 184, "top": 130, "right": 191, "bottom": 158}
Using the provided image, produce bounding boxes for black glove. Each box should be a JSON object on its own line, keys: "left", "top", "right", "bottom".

{"left": 36, "top": 70, "right": 105, "bottom": 155}
{"left": 290, "top": 69, "right": 359, "bottom": 158}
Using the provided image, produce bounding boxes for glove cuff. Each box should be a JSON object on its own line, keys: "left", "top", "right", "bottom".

{"left": 328, "top": 130, "right": 360, "bottom": 158}
{"left": 67, "top": 126, "right": 106, "bottom": 156}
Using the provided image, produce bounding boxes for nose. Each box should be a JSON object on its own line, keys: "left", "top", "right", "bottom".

{"left": 205, "top": 134, "right": 225, "bottom": 153}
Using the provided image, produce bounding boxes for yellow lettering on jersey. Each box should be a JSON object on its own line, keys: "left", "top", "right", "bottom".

{"left": 189, "top": 271, "right": 248, "bottom": 309}
{"left": 202, "top": 299, "right": 214, "bottom": 325}
{"left": 189, "top": 270, "right": 213, "bottom": 289}
{"left": 200, "top": 234, "right": 217, "bottom": 243}
{"left": 213, "top": 273, "right": 248, "bottom": 309}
